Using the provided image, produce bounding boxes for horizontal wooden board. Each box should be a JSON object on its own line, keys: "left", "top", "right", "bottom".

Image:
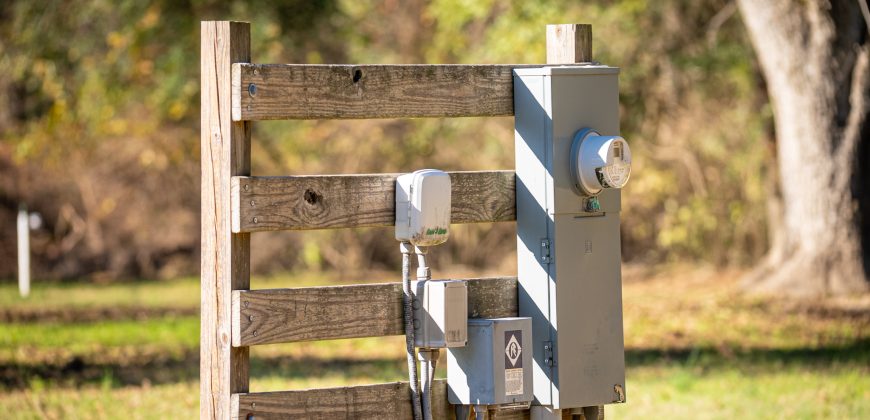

{"left": 232, "top": 64, "right": 541, "bottom": 120}
{"left": 231, "top": 380, "right": 530, "bottom": 419}
{"left": 232, "top": 277, "right": 517, "bottom": 346}
{"left": 231, "top": 170, "right": 515, "bottom": 233}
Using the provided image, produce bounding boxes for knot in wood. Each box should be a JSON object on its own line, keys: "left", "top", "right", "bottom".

{"left": 303, "top": 189, "right": 322, "bottom": 205}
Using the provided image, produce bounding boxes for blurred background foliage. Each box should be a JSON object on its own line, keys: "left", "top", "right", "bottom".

{"left": 0, "top": 0, "right": 774, "bottom": 281}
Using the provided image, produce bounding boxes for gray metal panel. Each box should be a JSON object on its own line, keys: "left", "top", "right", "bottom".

{"left": 514, "top": 70, "right": 555, "bottom": 406}
{"left": 551, "top": 214, "right": 625, "bottom": 407}
{"left": 447, "top": 319, "right": 494, "bottom": 404}
{"left": 447, "top": 318, "right": 533, "bottom": 405}
{"left": 514, "top": 67, "right": 626, "bottom": 410}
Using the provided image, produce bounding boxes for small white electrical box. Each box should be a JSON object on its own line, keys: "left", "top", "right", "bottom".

{"left": 413, "top": 279, "right": 468, "bottom": 348}
{"left": 395, "top": 169, "right": 451, "bottom": 246}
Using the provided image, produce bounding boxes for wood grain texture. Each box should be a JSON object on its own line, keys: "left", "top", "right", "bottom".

{"left": 201, "top": 20, "right": 251, "bottom": 420}
{"left": 546, "top": 24, "right": 593, "bottom": 64}
{"left": 232, "top": 277, "right": 517, "bottom": 346}
{"left": 231, "top": 170, "right": 516, "bottom": 232}
{"left": 231, "top": 380, "right": 532, "bottom": 420}
{"left": 231, "top": 380, "right": 451, "bottom": 419}
{"left": 231, "top": 64, "right": 542, "bottom": 120}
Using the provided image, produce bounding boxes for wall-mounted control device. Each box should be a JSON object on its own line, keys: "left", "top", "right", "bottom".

{"left": 514, "top": 65, "right": 628, "bottom": 410}
{"left": 447, "top": 317, "right": 533, "bottom": 410}
{"left": 395, "top": 169, "right": 451, "bottom": 247}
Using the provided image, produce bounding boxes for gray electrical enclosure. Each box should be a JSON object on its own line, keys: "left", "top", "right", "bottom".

{"left": 447, "top": 317, "right": 533, "bottom": 406}
{"left": 513, "top": 66, "right": 627, "bottom": 409}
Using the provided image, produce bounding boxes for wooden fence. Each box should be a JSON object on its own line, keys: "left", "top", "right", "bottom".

{"left": 201, "top": 20, "right": 593, "bottom": 420}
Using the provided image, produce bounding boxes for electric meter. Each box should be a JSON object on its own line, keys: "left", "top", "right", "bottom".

{"left": 570, "top": 128, "right": 632, "bottom": 196}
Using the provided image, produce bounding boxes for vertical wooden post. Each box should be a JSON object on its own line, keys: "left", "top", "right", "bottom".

{"left": 546, "top": 24, "right": 592, "bottom": 64}
{"left": 201, "top": 21, "right": 251, "bottom": 419}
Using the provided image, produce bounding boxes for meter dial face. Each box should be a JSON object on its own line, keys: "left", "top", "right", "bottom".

{"left": 596, "top": 140, "right": 631, "bottom": 189}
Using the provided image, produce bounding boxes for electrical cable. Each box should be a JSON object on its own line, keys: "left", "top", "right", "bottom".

{"left": 418, "top": 349, "right": 439, "bottom": 420}
{"left": 414, "top": 245, "right": 433, "bottom": 420}
{"left": 401, "top": 242, "right": 423, "bottom": 420}
{"left": 419, "top": 351, "right": 432, "bottom": 420}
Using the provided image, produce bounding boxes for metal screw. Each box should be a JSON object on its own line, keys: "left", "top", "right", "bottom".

{"left": 249, "top": 315, "right": 254, "bottom": 321}
{"left": 253, "top": 330, "right": 258, "bottom": 336}
{"left": 253, "top": 217, "right": 259, "bottom": 224}
{"left": 244, "top": 184, "right": 250, "bottom": 191}
{"left": 244, "top": 301, "right": 250, "bottom": 308}
{"left": 248, "top": 83, "right": 257, "bottom": 97}
{"left": 250, "top": 200, "right": 255, "bottom": 207}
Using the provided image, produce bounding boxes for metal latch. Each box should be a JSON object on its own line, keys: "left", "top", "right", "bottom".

{"left": 540, "top": 239, "right": 551, "bottom": 264}
{"left": 543, "top": 341, "right": 555, "bottom": 366}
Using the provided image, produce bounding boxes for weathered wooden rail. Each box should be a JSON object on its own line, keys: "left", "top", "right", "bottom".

{"left": 231, "top": 171, "right": 516, "bottom": 232}
{"left": 232, "top": 64, "right": 534, "bottom": 120}
{"left": 232, "top": 277, "right": 517, "bottom": 347}
{"left": 202, "top": 20, "right": 593, "bottom": 420}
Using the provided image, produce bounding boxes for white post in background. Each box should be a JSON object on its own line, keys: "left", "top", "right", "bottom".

{"left": 17, "top": 206, "right": 30, "bottom": 298}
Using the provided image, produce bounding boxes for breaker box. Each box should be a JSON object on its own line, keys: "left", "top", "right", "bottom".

{"left": 513, "top": 65, "right": 627, "bottom": 409}
{"left": 447, "top": 317, "right": 533, "bottom": 407}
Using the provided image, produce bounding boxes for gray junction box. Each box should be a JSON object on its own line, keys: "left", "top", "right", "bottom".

{"left": 447, "top": 317, "right": 533, "bottom": 407}
{"left": 513, "top": 66, "right": 627, "bottom": 409}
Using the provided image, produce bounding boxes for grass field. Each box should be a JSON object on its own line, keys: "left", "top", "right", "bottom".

{"left": 1, "top": 266, "right": 868, "bottom": 419}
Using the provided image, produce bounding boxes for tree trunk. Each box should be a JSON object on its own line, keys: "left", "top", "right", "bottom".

{"left": 737, "top": 0, "right": 870, "bottom": 296}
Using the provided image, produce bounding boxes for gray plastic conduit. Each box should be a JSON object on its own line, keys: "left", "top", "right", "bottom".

{"left": 420, "top": 349, "right": 439, "bottom": 420}
{"left": 402, "top": 244, "right": 423, "bottom": 420}
{"left": 420, "top": 354, "right": 431, "bottom": 420}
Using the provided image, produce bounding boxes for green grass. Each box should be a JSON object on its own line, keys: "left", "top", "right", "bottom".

{"left": 610, "top": 364, "right": 869, "bottom": 419}
{"left": 0, "top": 278, "right": 201, "bottom": 311}
{"left": 1, "top": 267, "right": 868, "bottom": 419}
{"left": 2, "top": 382, "right": 199, "bottom": 420}
{"left": 1, "top": 316, "right": 199, "bottom": 363}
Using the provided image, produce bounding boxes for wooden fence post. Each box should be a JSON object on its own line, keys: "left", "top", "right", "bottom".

{"left": 201, "top": 21, "right": 251, "bottom": 420}
{"left": 546, "top": 24, "right": 592, "bottom": 64}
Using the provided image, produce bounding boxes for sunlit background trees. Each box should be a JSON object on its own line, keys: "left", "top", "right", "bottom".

{"left": 0, "top": 0, "right": 773, "bottom": 281}
{"left": 1, "top": 2, "right": 868, "bottom": 418}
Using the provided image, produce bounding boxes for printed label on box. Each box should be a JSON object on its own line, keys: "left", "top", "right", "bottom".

{"left": 504, "top": 330, "right": 524, "bottom": 396}
{"left": 505, "top": 368, "right": 524, "bottom": 396}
